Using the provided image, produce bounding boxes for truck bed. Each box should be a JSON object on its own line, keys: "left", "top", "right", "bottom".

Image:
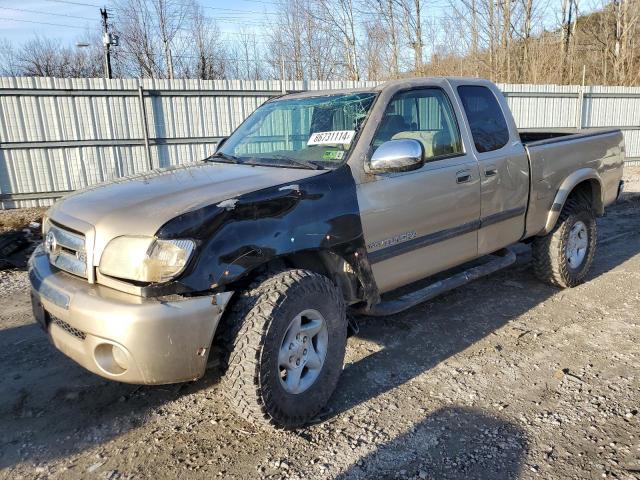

{"left": 516, "top": 126, "right": 629, "bottom": 144}
{"left": 521, "top": 128, "right": 625, "bottom": 238}
{"left": 519, "top": 129, "right": 577, "bottom": 144}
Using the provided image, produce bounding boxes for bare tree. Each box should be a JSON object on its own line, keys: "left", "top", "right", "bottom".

{"left": 581, "top": 0, "right": 640, "bottom": 85}
{"left": 113, "top": 0, "right": 194, "bottom": 78}
{"left": 267, "top": 0, "right": 308, "bottom": 81}
{"left": 361, "top": 20, "right": 388, "bottom": 80}
{"left": 520, "top": 0, "right": 535, "bottom": 80}
{"left": 364, "top": 0, "right": 402, "bottom": 77}
{"left": 447, "top": 0, "right": 481, "bottom": 75}
{"left": 113, "top": 0, "right": 162, "bottom": 77}
{"left": 0, "top": 40, "right": 21, "bottom": 76}
{"left": 153, "top": 0, "right": 191, "bottom": 79}
{"left": 395, "top": 0, "right": 425, "bottom": 70}
{"left": 227, "top": 30, "right": 265, "bottom": 80}
{"left": 303, "top": 4, "right": 341, "bottom": 80}
{"left": 187, "top": 5, "right": 227, "bottom": 80}
{"left": 310, "top": 0, "right": 361, "bottom": 80}
{"left": 610, "top": 0, "right": 639, "bottom": 84}
{"left": 1, "top": 36, "right": 103, "bottom": 78}
{"left": 267, "top": 0, "right": 347, "bottom": 81}
{"left": 500, "top": 0, "right": 512, "bottom": 81}
{"left": 560, "top": 0, "right": 579, "bottom": 82}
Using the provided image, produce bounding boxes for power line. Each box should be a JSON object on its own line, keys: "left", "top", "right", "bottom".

{"left": 116, "top": 48, "right": 308, "bottom": 65}
{"left": 112, "top": 23, "right": 270, "bottom": 33}
{"left": 236, "top": 0, "right": 280, "bottom": 5}
{"left": 0, "top": 17, "right": 95, "bottom": 30}
{"left": 206, "top": 17, "right": 270, "bottom": 25}
{"left": 40, "top": 0, "right": 275, "bottom": 14}
{"left": 219, "top": 30, "right": 269, "bottom": 36}
{"left": 35, "top": 0, "right": 276, "bottom": 26}
{"left": 0, "top": 6, "right": 95, "bottom": 21}
{"left": 43, "top": 0, "right": 105, "bottom": 7}
{"left": 199, "top": 6, "right": 277, "bottom": 15}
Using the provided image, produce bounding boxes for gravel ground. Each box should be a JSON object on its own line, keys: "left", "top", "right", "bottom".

{"left": 1, "top": 170, "right": 639, "bottom": 480}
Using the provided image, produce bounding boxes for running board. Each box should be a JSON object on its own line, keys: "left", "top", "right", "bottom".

{"left": 357, "top": 248, "right": 517, "bottom": 317}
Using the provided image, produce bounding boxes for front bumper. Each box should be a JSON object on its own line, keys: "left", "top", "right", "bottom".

{"left": 28, "top": 246, "right": 232, "bottom": 384}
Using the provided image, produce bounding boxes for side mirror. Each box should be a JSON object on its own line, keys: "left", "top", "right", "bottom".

{"left": 369, "top": 139, "right": 424, "bottom": 173}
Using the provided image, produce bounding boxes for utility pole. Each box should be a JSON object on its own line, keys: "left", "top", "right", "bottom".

{"left": 101, "top": 8, "right": 112, "bottom": 79}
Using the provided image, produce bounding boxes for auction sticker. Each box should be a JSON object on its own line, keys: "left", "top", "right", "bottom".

{"left": 322, "top": 150, "right": 345, "bottom": 160}
{"left": 307, "top": 130, "right": 355, "bottom": 145}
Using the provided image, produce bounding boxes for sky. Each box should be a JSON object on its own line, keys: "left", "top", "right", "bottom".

{"left": 0, "top": 0, "right": 278, "bottom": 47}
{"left": 0, "top": 0, "right": 598, "bottom": 51}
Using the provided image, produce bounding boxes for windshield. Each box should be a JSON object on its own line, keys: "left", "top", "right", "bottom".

{"left": 210, "top": 92, "right": 377, "bottom": 169}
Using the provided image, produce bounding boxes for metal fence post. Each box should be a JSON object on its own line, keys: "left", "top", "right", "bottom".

{"left": 280, "top": 58, "right": 286, "bottom": 94}
{"left": 137, "top": 84, "right": 153, "bottom": 171}
{"left": 576, "top": 65, "right": 586, "bottom": 130}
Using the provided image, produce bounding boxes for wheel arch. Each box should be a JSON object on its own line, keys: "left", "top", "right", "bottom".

{"left": 543, "top": 168, "right": 604, "bottom": 234}
{"left": 223, "top": 248, "right": 378, "bottom": 307}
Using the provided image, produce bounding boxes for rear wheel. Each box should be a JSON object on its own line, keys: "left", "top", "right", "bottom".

{"left": 221, "top": 269, "right": 347, "bottom": 428}
{"left": 532, "top": 197, "right": 597, "bottom": 288}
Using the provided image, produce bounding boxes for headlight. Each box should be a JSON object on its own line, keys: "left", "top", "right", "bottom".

{"left": 99, "top": 236, "right": 195, "bottom": 283}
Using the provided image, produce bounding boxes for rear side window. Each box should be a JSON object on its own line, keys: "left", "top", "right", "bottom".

{"left": 457, "top": 85, "right": 509, "bottom": 153}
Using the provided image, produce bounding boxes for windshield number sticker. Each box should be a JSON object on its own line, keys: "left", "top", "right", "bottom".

{"left": 307, "top": 130, "right": 355, "bottom": 146}
{"left": 322, "top": 150, "right": 345, "bottom": 160}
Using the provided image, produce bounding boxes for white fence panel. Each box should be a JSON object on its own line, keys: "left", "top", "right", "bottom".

{"left": 0, "top": 77, "right": 638, "bottom": 208}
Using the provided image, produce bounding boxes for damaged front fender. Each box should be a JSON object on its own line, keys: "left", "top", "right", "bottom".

{"left": 156, "top": 165, "right": 379, "bottom": 306}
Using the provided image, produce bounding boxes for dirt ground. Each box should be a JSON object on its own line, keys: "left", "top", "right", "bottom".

{"left": 0, "top": 207, "right": 46, "bottom": 234}
{"left": 1, "top": 169, "right": 639, "bottom": 480}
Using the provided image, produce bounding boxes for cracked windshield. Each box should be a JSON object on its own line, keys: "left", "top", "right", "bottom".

{"left": 210, "top": 93, "right": 377, "bottom": 169}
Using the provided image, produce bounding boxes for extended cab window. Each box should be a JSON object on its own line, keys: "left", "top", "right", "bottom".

{"left": 457, "top": 85, "right": 509, "bottom": 153}
{"left": 372, "top": 88, "right": 462, "bottom": 161}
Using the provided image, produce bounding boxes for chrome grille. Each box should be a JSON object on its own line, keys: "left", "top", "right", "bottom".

{"left": 45, "top": 223, "right": 87, "bottom": 278}
{"left": 51, "top": 315, "right": 86, "bottom": 340}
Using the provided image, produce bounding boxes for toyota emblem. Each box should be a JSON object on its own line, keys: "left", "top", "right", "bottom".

{"left": 44, "top": 230, "right": 57, "bottom": 254}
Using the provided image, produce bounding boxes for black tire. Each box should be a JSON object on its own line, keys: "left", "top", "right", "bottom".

{"left": 532, "top": 197, "right": 597, "bottom": 288}
{"left": 220, "top": 269, "right": 347, "bottom": 428}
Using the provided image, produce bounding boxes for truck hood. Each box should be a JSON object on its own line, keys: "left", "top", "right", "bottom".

{"left": 48, "top": 161, "right": 325, "bottom": 264}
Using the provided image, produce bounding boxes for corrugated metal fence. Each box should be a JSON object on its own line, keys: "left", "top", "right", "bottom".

{"left": 0, "top": 77, "right": 638, "bottom": 208}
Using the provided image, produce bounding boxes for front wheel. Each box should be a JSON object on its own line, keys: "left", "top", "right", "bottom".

{"left": 221, "top": 269, "right": 347, "bottom": 428}
{"left": 532, "top": 197, "right": 597, "bottom": 288}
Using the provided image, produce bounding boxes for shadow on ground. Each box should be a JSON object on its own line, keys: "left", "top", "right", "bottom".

{"left": 337, "top": 406, "right": 529, "bottom": 480}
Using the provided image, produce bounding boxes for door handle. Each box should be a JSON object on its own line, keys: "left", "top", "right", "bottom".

{"left": 456, "top": 170, "right": 472, "bottom": 184}
{"left": 485, "top": 166, "right": 498, "bottom": 177}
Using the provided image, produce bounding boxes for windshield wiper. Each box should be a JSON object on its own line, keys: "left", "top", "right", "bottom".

{"left": 256, "top": 155, "right": 325, "bottom": 170}
{"left": 206, "top": 152, "right": 243, "bottom": 164}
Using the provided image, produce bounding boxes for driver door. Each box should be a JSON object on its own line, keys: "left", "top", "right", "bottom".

{"left": 357, "top": 87, "right": 481, "bottom": 293}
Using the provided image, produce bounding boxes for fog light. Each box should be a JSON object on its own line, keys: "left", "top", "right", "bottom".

{"left": 111, "top": 344, "right": 129, "bottom": 370}
{"left": 94, "top": 343, "right": 129, "bottom": 375}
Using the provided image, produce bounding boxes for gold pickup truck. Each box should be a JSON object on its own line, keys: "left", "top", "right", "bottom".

{"left": 29, "top": 78, "right": 625, "bottom": 428}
